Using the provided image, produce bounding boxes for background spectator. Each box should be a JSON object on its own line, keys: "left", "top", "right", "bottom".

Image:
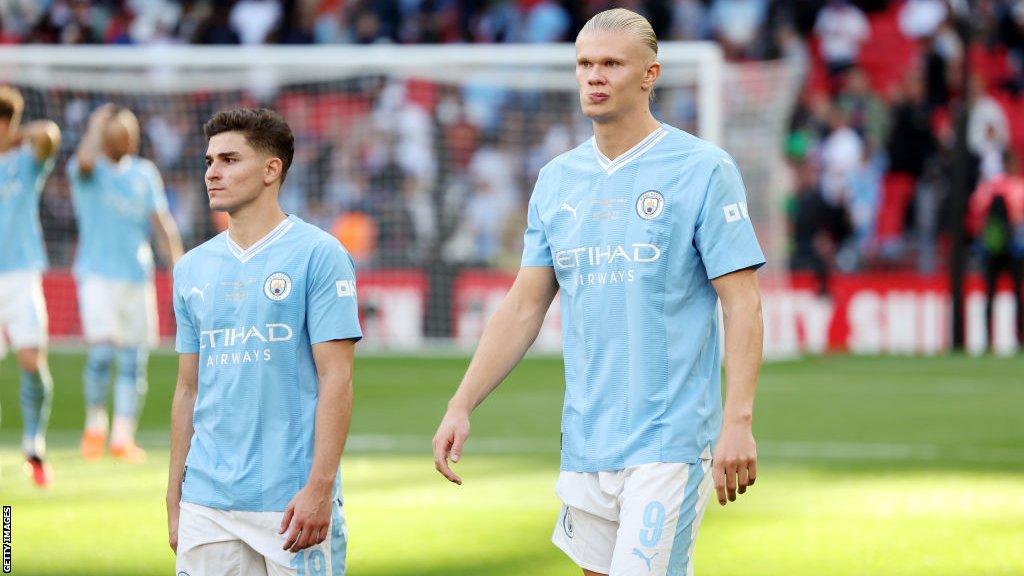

{"left": 814, "top": 0, "right": 871, "bottom": 79}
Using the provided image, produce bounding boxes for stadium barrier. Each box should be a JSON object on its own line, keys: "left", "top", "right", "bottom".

{"left": 41, "top": 270, "right": 1019, "bottom": 356}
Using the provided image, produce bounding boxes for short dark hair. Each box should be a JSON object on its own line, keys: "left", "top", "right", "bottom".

{"left": 0, "top": 86, "right": 24, "bottom": 125}
{"left": 203, "top": 108, "right": 294, "bottom": 182}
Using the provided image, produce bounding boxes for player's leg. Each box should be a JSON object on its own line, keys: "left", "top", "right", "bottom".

{"left": 7, "top": 272, "right": 54, "bottom": 487}
{"left": 16, "top": 348, "right": 53, "bottom": 487}
{"left": 78, "top": 275, "right": 117, "bottom": 460}
{"left": 608, "top": 458, "right": 714, "bottom": 576}
{"left": 551, "top": 471, "right": 620, "bottom": 576}
{"left": 109, "top": 280, "right": 157, "bottom": 461}
{"left": 109, "top": 345, "right": 148, "bottom": 461}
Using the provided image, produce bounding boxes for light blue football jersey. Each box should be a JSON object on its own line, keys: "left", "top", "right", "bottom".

{"left": 521, "top": 124, "right": 765, "bottom": 472}
{"left": 173, "top": 215, "right": 362, "bottom": 512}
{"left": 68, "top": 155, "right": 168, "bottom": 282}
{"left": 0, "top": 146, "right": 55, "bottom": 272}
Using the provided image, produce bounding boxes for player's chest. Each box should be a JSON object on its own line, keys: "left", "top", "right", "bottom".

{"left": 542, "top": 172, "right": 689, "bottom": 252}
{"left": 98, "top": 174, "right": 149, "bottom": 217}
{"left": 186, "top": 264, "right": 308, "bottom": 330}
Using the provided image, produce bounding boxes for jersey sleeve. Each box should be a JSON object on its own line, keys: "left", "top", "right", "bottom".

{"left": 306, "top": 241, "right": 363, "bottom": 344}
{"left": 694, "top": 156, "right": 766, "bottom": 280}
{"left": 521, "top": 170, "right": 553, "bottom": 267}
{"left": 172, "top": 260, "right": 200, "bottom": 354}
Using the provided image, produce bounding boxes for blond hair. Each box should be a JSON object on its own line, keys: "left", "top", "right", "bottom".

{"left": 577, "top": 8, "right": 658, "bottom": 59}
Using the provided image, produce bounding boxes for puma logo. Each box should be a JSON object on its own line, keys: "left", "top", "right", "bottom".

{"left": 560, "top": 201, "right": 581, "bottom": 220}
{"left": 190, "top": 283, "right": 210, "bottom": 302}
{"left": 632, "top": 548, "right": 658, "bottom": 572}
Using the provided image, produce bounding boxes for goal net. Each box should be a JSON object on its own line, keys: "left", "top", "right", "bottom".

{"left": 0, "top": 44, "right": 800, "bottom": 352}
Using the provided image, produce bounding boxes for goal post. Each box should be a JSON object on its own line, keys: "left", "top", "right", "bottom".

{"left": 0, "top": 43, "right": 799, "bottom": 352}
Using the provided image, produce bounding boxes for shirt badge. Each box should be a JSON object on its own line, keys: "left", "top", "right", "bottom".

{"left": 264, "top": 272, "right": 292, "bottom": 301}
{"left": 636, "top": 190, "right": 665, "bottom": 220}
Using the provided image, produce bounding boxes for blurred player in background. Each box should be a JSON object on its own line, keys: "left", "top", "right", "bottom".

{"left": 0, "top": 86, "right": 61, "bottom": 487}
{"left": 70, "top": 104, "right": 183, "bottom": 462}
{"left": 433, "top": 9, "right": 764, "bottom": 576}
{"left": 167, "top": 108, "right": 360, "bottom": 575}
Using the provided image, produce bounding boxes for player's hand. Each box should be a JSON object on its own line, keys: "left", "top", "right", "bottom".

{"left": 712, "top": 422, "right": 757, "bottom": 506}
{"left": 166, "top": 499, "right": 180, "bottom": 553}
{"left": 432, "top": 409, "right": 470, "bottom": 485}
{"left": 87, "top": 103, "right": 115, "bottom": 130}
{"left": 279, "top": 484, "right": 332, "bottom": 552}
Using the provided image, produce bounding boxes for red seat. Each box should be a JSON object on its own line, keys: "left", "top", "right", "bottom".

{"left": 875, "top": 172, "right": 917, "bottom": 244}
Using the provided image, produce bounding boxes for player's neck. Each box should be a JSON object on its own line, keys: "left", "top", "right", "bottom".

{"left": 227, "top": 197, "right": 288, "bottom": 250}
{"left": 592, "top": 111, "right": 662, "bottom": 162}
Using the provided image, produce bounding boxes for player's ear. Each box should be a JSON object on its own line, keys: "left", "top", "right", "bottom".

{"left": 264, "top": 157, "right": 284, "bottom": 186}
{"left": 642, "top": 60, "right": 660, "bottom": 92}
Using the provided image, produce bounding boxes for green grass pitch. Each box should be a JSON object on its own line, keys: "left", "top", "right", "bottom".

{"left": 2, "top": 353, "right": 1023, "bottom": 575}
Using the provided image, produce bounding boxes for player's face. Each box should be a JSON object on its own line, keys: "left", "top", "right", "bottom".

{"left": 575, "top": 31, "right": 657, "bottom": 123}
{"left": 204, "top": 132, "right": 272, "bottom": 213}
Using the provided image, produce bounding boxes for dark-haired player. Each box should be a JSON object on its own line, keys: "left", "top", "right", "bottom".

{"left": 167, "top": 108, "right": 361, "bottom": 575}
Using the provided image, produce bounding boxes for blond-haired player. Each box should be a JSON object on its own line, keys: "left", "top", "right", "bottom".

{"left": 433, "top": 9, "right": 764, "bottom": 575}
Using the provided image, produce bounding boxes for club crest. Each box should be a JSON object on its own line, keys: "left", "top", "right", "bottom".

{"left": 263, "top": 272, "right": 292, "bottom": 301}
{"left": 636, "top": 190, "right": 664, "bottom": 220}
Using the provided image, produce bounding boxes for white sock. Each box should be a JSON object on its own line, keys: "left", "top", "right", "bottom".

{"left": 22, "top": 435, "right": 45, "bottom": 458}
{"left": 86, "top": 407, "right": 109, "bottom": 433}
{"left": 110, "top": 415, "right": 137, "bottom": 447}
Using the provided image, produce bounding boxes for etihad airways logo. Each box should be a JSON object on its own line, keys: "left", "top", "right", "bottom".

{"left": 199, "top": 323, "right": 294, "bottom": 349}
{"left": 554, "top": 243, "right": 661, "bottom": 269}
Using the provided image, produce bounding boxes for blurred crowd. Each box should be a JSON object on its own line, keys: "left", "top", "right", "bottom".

{"left": 0, "top": 0, "right": 877, "bottom": 48}
{"left": 33, "top": 80, "right": 594, "bottom": 272}
{"left": 785, "top": 0, "right": 1024, "bottom": 287}
{"left": 9, "top": 0, "right": 1024, "bottom": 280}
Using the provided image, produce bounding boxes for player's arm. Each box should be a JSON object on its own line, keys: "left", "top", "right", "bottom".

{"left": 75, "top": 104, "right": 114, "bottom": 176}
{"left": 166, "top": 352, "right": 199, "bottom": 553}
{"left": 151, "top": 211, "right": 184, "bottom": 267}
{"left": 19, "top": 120, "right": 61, "bottom": 161}
{"left": 433, "top": 265, "right": 558, "bottom": 484}
{"left": 710, "top": 267, "right": 763, "bottom": 506}
{"left": 280, "top": 339, "right": 355, "bottom": 552}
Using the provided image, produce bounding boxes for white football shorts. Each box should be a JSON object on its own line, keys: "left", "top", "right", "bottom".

{"left": 77, "top": 275, "right": 158, "bottom": 347}
{"left": 552, "top": 453, "right": 714, "bottom": 576}
{"left": 176, "top": 500, "right": 347, "bottom": 576}
{"left": 0, "top": 270, "right": 49, "bottom": 357}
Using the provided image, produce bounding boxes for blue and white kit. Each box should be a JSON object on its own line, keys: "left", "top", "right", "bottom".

{"left": 173, "top": 215, "right": 362, "bottom": 575}
{"left": 0, "top": 145, "right": 54, "bottom": 354}
{"left": 522, "top": 124, "right": 765, "bottom": 575}
{"left": 69, "top": 155, "right": 169, "bottom": 345}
